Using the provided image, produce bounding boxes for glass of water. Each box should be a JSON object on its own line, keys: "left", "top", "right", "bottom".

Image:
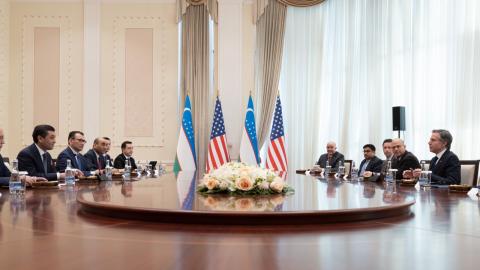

{"left": 419, "top": 171, "right": 432, "bottom": 187}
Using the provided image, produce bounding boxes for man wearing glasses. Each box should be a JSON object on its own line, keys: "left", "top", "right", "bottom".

{"left": 56, "top": 131, "right": 93, "bottom": 176}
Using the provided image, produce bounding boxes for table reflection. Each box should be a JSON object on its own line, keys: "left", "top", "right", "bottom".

{"left": 78, "top": 172, "right": 415, "bottom": 213}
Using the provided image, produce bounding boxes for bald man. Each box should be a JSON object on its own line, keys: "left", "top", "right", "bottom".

{"left": 316, "top": 141, "right": 345, "bottom": 170}
{"left": 391, "top": 138, "right": 420, "bottom": 180}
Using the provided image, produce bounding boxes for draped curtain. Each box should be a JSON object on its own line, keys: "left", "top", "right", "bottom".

{"left": 280, "top": 0, "right": 480, "bottom": 169}
{"left": 179, "top": 2, "right": 213, "bottom": 176}
{"left": 254, "top": 0, "right": 287, "bottom": 152}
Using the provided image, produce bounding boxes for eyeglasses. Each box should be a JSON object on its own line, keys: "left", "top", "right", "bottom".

{"left": 75, "top": 138, "right": 87, "bottom": 143}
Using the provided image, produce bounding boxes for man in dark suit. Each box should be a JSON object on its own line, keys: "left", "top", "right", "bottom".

{"left": 358, "top": 144, "right": 383, "bottom": 179}
{"left": 103, "top": 137, "right": 113, "bottom": 165}
{"left": 406, "top": 129, "right": 460, "bottom": 185}
{"left": 17, "top": 125, "right": 66, "bottom": 181}
{"left": 84, "top": 137, "right": 110, "bottom": 172}
{"left": 114, "top": 141, "right": 137, "bottom": 170}
{"left": 56, "top": 131, "right": 94, "bottom": 176}
{"left": 391, "top": 138, "right": 420, "bottom": 180}
{"left": 380, "top": 138, "right": 395, "bottom": 175}
{"left": 0, "top": 128, "right": 11, "bottom": 186}
{"left": 316, "top": 141, "right": 345, "bottom": 170}
{"left": 0, "top": 128, "right": 46, "bottom": 186}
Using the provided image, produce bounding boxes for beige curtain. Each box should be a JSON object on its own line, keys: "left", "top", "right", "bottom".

{"left": 180, "top": 4, "right": 211, "bottom": 176}
{"left": 177, "top": 0, "right": 218, "bottom": 23}
{"left": 254, "top": 0, "right": 287, "bottom": 150}
{"left": 254, "top": 0, "right": 326, "bottom": 23}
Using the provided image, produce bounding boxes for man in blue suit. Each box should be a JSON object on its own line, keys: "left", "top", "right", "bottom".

{"left": 84, "top": 137, "right": 110, "bottom": 173}
{"left": 17, "top": 125, "right": 66, "bottom": 181}
{"left": 1, "top": 127, "right": 46, "bottom": 186}
{"left": 358, "top": 144, "right": 383, "bottom": 180}
{"left": 56, "top": 131, "right": 94, "bottom": 176}
{"left": 407, "top": 129, "right": 461, "bottom": 185}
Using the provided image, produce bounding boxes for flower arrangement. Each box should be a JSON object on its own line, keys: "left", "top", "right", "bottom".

{"left": 197, "top": 162, "right": 294, "bottom": 195}
{"left": 199, "top": 194, "right": 286, "bottom": 211}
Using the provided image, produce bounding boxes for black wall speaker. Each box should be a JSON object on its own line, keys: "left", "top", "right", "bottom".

{"left": 392, "top": 106, "right": 405, "bottom": 131}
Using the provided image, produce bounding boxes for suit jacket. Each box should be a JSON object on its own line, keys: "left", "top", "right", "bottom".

{"left": 316, "top": 152, "right": 345, "bottom": 170}
{"left": 391, "top": 151, "right": 420, "bottom": 179}
{"left": 429, "top": 150, "right": 461, "bottom": 185}
{"left": 359, "top": 156, "right": 383, "bottom": 174}
{"left": 17, "top": 143, "right": 57, "bottom": 180}
{"left": 84, "top": 149, "right": 111, "bottom": 170}
{"left": 0, "top": 153, "right": 11, "bottom": 186}
{"left": 56, "top": 147, "right": 92, "bottom": 176}
{"left": 113, "top": 154, "right": 137, "bottom": 170}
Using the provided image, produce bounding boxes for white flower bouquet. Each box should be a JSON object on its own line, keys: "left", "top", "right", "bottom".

{"left": 197, "top": 162, "right": 294, "bottom": 195}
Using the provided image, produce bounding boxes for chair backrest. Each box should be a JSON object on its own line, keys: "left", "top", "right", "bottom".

{"left": 459, "top": 160, "right": 479, "bottom": 186}
{"left": 344, "top": 160, "right": 352, "bottom": 176}
{"left": 421, "top": 159, "right": 479, "bottom": 186}
{"left": 420, "top": 160, "right": 430, "bottom": 171}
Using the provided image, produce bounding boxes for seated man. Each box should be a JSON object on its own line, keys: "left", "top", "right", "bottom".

{"left": 406, "top": 129, "right": 460, "bottom": 185}
{"left": 17, "top": 125, "right": 66, "bottom": 181}
{"left": 114, "top": 141, "right": 137, "bottom": 170}
{"left": 391, "top": 138, "right": 420, "bottom": 180}
{"left": 358, "top": 144, "right": 383, "bottom": 179}
{"left": 316, "top": 141, "right": 345, "bottom": 170}
{"left": 380, "top": 138, "right": 394, "bottom": 175}
{"left": 56, "top": 131, "right": 94, "bottom": 176}
{"left": 0, "top": 128, "right": 46, "bottom": 186}
{"left": 84, "top": 137, "right": 110, "bottom": 171}
{"left": 103, "top": 137, "right": 113, "bottom": 165}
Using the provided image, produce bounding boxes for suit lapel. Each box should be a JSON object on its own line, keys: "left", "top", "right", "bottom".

{"left": 30, "top": 144, "right": 46, "bottom": 173}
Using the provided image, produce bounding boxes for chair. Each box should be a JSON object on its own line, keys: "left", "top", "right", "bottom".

{"left": 420, "top": 160, "right": 430, "bottom": 171}
{"left": 2, "top": 156, "right": 9, "bottom": 164}
{"left": 343, "top": 160, "right": 353, "bottom": 176}
{"left": 459, "top": 160, "right": 479, "bottom": 186}
{"left": 420, "top": 159, "right": 479, "bottom": 186}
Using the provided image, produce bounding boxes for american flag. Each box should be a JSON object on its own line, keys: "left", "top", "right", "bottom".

{"left": 266, "top": 95, "right": 287, "bottom": 171}
{"left": 206, "top": 96, "right": 230, "bottom": 172}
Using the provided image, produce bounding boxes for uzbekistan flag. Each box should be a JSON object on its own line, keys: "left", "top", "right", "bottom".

{"left": 174, "top": 95, "right": 197, "bottom": 172}
{"left": 239, "top": 95, "right": 260, "bottom": 166}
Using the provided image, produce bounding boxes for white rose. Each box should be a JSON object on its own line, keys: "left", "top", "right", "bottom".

{"left": 235, "top": 176, "right": 254, "bottom": 191}
{"left": 259, "top": 181, "right": 270, "bottom": 190}
{"left": 219, "top": 181, "right": 229, "bottom": 190}
{"left": 270, "top": 180, "right": 285, "bottom": 193}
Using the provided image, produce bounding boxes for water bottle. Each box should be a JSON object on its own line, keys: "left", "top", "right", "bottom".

{"left": 419, "top": 160, "right": 427, "bottom": 186}
{"left": 123, "top": 159, "right": 131, "bottom": 181}
{"left": 65, "top": 159, "right": 75, "bottom": 185}
{"left": 104, "top": 159, "right": 113, "bottom": 181}
{"left": 337, "top": 160, "right": 345, "bottom": 177}
{"left": 325, "top": 159, "right": 331, "bottom": 176}
{"left": 9, "top": 159, "right": 21, "bottom": 194}
{"left": 350, "top": 161, "right": 358, "bottom": 181}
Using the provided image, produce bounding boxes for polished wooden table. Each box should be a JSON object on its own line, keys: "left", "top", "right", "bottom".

{"left": 77, "top": 173, "right": 415, "bottom": 224}
{"left": 0, "top": 172, "right": 479, "bottom": 270}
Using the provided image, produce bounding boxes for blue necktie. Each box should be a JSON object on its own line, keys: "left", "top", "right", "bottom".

{"left": 42, "top": 153, "right": 48, "bottom": 173}
{"left": 75, "top": 154, "right": 82, "bottom": 171}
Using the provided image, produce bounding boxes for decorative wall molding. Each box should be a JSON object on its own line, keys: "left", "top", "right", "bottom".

{"left": 0, "top": 8, "right": 6, "bottom": 129}
{"left": 111, "top": 15, "right": 167, "bottom": 147}
{"left": 21, "top": 15, "right": 73, "bottom": 147}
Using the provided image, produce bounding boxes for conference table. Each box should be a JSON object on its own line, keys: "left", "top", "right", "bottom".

{"left": 0, "top": 172, "right": 479, "bottom": 269}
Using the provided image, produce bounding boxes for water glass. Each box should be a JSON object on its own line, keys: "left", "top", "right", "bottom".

{"left": 419, "top": 171, "right": 432, "bottom": 187}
